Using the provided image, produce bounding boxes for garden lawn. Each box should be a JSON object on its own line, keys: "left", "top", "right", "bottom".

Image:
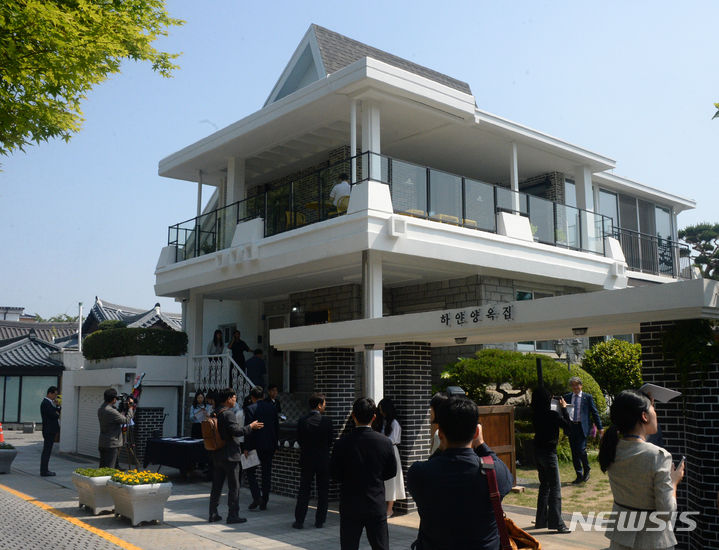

{"left": 503, "top": 452, "right": 614, "bottom": 515}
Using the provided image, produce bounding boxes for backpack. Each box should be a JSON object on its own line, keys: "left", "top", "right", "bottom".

{"left": 201, "top": 409, "right": 227, "bottom": 451}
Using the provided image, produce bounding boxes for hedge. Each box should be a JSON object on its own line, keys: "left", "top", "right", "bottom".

{"left": 83, "top": 328, "right": 187, "bottom": 360}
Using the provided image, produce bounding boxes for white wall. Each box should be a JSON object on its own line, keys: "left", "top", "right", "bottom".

{"left": 202, "top": 299, "right": 261, "bottom": 354}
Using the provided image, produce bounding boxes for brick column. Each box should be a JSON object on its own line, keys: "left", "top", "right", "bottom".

{"left": 314, "top": 347, "right": 357, "bottom": 434}
{"left": 640, "top": 321, "right": 719, "bottom": 550}
{"left": 384, "top": 341, "right": 432, "bottom": 513}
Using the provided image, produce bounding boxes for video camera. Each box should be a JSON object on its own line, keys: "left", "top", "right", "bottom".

{"left": 117, "top": 393, "right": 136, "bottom": 413}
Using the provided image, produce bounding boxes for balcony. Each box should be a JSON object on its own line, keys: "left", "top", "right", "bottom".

{"left": 166, "top": 152, "right": 689, "bottom": 279}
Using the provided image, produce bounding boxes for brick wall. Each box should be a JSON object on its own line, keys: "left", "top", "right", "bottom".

{"left": 384, "top": 341, "right": 433, "bottom": 514}
{"left": 639, "top": 321, "right": 718, "bottom": 550}
{"left": 118, "top": 407, "right": 164, "bottom": 468}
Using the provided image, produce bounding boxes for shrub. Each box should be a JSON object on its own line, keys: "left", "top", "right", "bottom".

{"left": 97, "top": 320, "right": 127, "bottom": 331}
{"left": 74, "top": 467, "right": 119, "bottom": 477}
{"left": 83, "top": 328, "right": 187, "bottom": 360}
{"left": 582, "top": 339, "right": 642, "bottom": 399}
{"left": 440, "top": 349, "right": 572, "bottom": 405}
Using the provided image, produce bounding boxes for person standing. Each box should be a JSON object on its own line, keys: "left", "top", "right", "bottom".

{"left": 245, "top": 349, "right": 266, "bottom": 388}
{"left": 208, "top": 387, "right": 263, "bottom": 524}
{"left": 97, "top": 388, "right": 135, "bottom": 468}
{"left": 228, "top": 330, "right": 250, "bottom": 371}
{"left": 374, "top": 397, "right": 405, "bottom": 518}
{"left": 207, "top": 329, "right": 225, "bottom": 356}
{"left": 40, "top": 386, "right": 60, "bottom": 476}
{"left": 531, "top": 388, "right": 572, "bottom": 533}
{"left": 598, "top": 390, "right": 684, "bottom": 549}
{"left": 407, "top": 396, "right": 513, "bottom": 550}
{"left": 266, "top": 384, "right": 282, "bottom": 415}
{"left": 293, "top": 393, "right": 334, "bottom": 529}
{"left": 244, "top": 386, "right": 279, "bottom": 510}
{"left": 330, "top": 397, "right": 396, "bottom": 550}
{"left": 564, "top": 376, "right": 603, "bottom": 483}
{"left": 189, "top": 391, "right": 211, "bottom": 439}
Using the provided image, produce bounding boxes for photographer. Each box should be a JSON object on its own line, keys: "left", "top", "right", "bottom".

{"left": 98, "top": 388, "right": 135, "bottom": 468}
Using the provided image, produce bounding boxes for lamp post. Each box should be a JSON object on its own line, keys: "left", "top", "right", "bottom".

{"left": 554, "top": 339, "right": 583, "bottom": 371}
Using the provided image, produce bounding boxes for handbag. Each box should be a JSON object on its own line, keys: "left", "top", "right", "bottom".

{"left": 480, "top": 455, "right": 541, "bottom": 550}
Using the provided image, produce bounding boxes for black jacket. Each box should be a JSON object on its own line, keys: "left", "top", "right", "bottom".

{"left": 245, "top": 399, "right": 279, "bottom": 452}
{"left": 296, "top": 410, "right": 333, "bottom": 465}
{"left": 41, "top": 398, "right": 60, "bottom": 436}
{"left": 330, "top": 426, "right": 396, "bottom": 517}
{"left": 216, "top": 407, "right": 253, "bottom": 462}
{"left": 408, "top": 445, "right": 513, "bottom": 550}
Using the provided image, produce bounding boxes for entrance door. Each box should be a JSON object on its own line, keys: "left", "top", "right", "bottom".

{"left": 267, "top": 315, "right": 289, "bottom": 392}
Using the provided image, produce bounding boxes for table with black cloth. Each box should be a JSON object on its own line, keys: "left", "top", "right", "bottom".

{"left": 143, "top": 437, "right": 208, "bottom": 474}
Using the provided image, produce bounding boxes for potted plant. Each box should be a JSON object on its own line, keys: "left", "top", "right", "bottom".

{"left": 0, "top": 442, "right": 17, "bottom": 474}
{"left": 107, "top": 469, "right": 171, "bottom": 526}
{"left": 72, "top": 467, "right": 119, "bottom": 514}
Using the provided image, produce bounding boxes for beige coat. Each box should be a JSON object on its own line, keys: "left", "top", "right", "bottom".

{"left": 606, "top": 439, "right": 676, "bottom": 549}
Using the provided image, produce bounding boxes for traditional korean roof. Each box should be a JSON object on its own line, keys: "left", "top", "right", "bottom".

{"left": 83, "top": 297, "right": 182, "bottom": 334}
{"left": 0, "top": 320, "right": 77, "bottom": 342}
{"left": 0, "top": 331, "right": 64, "bottom": 369}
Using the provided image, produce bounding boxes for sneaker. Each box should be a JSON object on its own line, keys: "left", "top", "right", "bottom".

{"left": 208, "top": 513, "right": 222, "bottom": 523}
{"left": 226, "top": 516, "right": 247, "bottom": 524}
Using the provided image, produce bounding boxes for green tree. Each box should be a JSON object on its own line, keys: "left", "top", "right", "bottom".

{"left": 582, "top": 339, "right": 642, "bottom": 400}
{"left": 678, "top": 223, "right": 719, "bottom": 280}
{"left": 714, "top": 102, "right": 719, "bottom": 120}
{"left": 440, "top": 349, "right": 572, "bottom": 405}
{"left": 34, "top": 313, "right": 81, "bottom": 322}
{"left": 0, "top": 0, "right": 182, "bottom": 155}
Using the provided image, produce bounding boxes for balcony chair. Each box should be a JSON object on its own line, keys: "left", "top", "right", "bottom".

{"left": 285, "top": 211, "right": 307, "bottom": 228}
{"left": 430, "top": 213, "right": 460, "bottom": 225}
{"left": 327, "top": 195, "right": 350, "bottom": 218}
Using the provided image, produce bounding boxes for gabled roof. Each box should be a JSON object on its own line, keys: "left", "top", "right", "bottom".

{"left": 265, "top": 24, "right": 471, "bottom": 105}
{"left": 83, "top": 297, "right": 182, "bottom": 333}
{"left": 0, "top": 320, "right": 77, "bottom": 342}
{"left": 0, "top": 331, "right": 64, "bottom": 369}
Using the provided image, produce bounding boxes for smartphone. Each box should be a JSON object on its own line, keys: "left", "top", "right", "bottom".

{"left": 677, "top": 456, "right": 686, "bottom": 469}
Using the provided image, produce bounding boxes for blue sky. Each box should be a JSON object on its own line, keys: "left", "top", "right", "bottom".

{"left": 2, "top": 0, "right": 717, "bottom": 318}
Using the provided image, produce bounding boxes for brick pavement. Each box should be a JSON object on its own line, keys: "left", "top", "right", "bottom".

{"left": 0, "top": 431, "right": 610, "bottom": 550}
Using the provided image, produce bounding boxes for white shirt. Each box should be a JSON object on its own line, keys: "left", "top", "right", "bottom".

{"left": 329, "top": 180, "right": 351, "bottom": 206}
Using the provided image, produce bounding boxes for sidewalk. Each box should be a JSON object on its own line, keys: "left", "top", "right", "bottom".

{"left": 0, "top": 431, "right": 610, "bottom": 550}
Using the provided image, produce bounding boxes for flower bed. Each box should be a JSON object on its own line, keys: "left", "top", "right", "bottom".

{"left": 72, "top": 468, "right": 119, "bottom": 514}
{"left": 107, "top": 470, "right": 172, "bottom": 526}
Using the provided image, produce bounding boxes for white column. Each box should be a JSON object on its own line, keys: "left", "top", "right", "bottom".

{"left": 362, "top": 101, "right": 381, "bottom": 180}
{"left": 509, "top": 142, "right": 520, "bottom": 212}
{"left": 362, "top": 250, "right": 383, "bottom": 402}
{"left": 185, "top": 292, "right": 204, "bottom": 381}
{"left": 350, "top": 100, "right": 358, "bottom": 182}
{"left": 224, "top": 157, "right": 246, "bottom": 248}
{"left": 196, "top": 170, "right": 204, "bottom": 218}
{"left": 574, "top": 165, "right": 595, "bottom": 251}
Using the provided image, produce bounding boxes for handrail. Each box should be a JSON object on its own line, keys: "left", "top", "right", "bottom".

{"left": 612, "top": 227, "right": 691, "bottom": 279}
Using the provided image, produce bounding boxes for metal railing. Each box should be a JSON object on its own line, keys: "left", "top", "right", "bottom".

{"left": 192, "top": 353, "right": 256, "bottom": 403}
{"left": 613, "top": 227, "right": 692, "bottom": 279}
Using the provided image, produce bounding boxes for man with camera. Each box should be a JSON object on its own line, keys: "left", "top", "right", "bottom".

{"left": 98, "top": 388, "right": 135, "bottom": 468}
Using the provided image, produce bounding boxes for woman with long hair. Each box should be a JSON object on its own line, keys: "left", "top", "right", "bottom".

{"left": 374, "top": 397, "right": 406, "bottom": 518}
{"left": 598, "top": 390, "right": 684, "bottom": 549}
{"left": 531, "top": 387, "right": 572, "bottom": 533}
{"left": 189, "top": 391, "right": 211, "bottom": 439}
{"left": 207, "top": 329, "right": 224, "bottom": 355}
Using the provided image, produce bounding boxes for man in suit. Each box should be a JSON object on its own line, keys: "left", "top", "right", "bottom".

{"left": 330, "top": 397, "right": 396, "bottom": 550}
{"left": 564, "top": 376, "right": 603, "bottom": 483}
{"left": 408, "top": 395, "right": 513, "bottom": 550}
{"left": 293, "top": 392, "right": 334, "bottom": 529}
{"left": 244, "top": 386, "right": 279, "bottom": 510}
{"left": 266, "top": 384, "right": 282, "bottom": 415}
{"left": 98, "top": 388, "right": 135, "bottom": 469}
{"left": 209, "top": 387, "right": 263, "bottom": 524}
{"left": 40, "top": 386, "right": 61, "bottom": 476}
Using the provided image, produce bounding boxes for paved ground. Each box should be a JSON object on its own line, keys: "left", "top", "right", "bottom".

{"left": 0, "top": 431, "right": 610, "bottom": 549}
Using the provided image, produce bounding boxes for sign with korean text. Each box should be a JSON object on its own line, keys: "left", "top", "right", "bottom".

{"left": 439, "top": 304, "right": 514, "bottom": 328}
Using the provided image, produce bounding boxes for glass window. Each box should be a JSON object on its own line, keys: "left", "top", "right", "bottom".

{"left": 598, "top": 189, "right": 618, "bottom": 230}
{"left": 428, "top": 169, "right": 462, "bottom": 222}
{"left": 564, "top": 179, "right": 577, "bottom": 207}
{"left": 464, "top": 179, "right": 496, "bottom": 231}
{"left": 655, "top": 206, "right": 672, "bottom": 240}
{"left": 516, "top": 291, "right": 554, "bottom": 350}
{"left": 3, "top": 376, "right": 20, "bottom": 422}
{"left": 390, "top": 160, "right": 427, "bottom": 215}
{"left": 20, "top": 376, "right": 58, "bottom": 423}
{"left": 638, "top": 200, "right": 655, "bottom": 236}
{"left": 618, "top": 194, "right": 638, "bottom": 231}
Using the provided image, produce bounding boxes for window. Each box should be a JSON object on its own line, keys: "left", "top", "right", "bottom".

{"left": 564, "top": 179, "right": 577, "bottom": 207}
{"left": 516, "top": 290, "right": 554, "bottom": 351}
{"left": 598, "top": 189, "right": 618, "bottom": 230}
{"left": 20, "top": 376, "right": 59, "bottom": 423}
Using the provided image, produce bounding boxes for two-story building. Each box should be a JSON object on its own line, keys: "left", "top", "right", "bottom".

{"left": 154, "top": 24, "right": 696, "bottom": 504}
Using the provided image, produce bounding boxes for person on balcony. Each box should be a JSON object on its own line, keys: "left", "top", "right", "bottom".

{"left": 228, "top": 330, "right": 250, "bottom": 371}
{"left": 329, "top": 173, "right": 351, "bottom": 208}
{"left": 245, "top": 349, "right": 266, "bottom": 389}
{"left": 207, "top": 329, "right": 224, "bottom": 356}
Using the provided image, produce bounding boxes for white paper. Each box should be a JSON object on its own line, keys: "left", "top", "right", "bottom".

{"left": 639, "top": 383, "right": 681, "bottom": 403}
{"left": 240, "top": 449, "right": 260, "bottom": 469}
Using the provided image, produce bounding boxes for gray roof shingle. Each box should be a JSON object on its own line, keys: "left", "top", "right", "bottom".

{"left": 0, "top": 321, "right": 77, "bottom": 343}
{"left": 0, "top": 332, "right": 64, "bottom": 369}
{"left": 312, "top": 24, "right": 471, "bottom": 95}
{"left": 84, "top": 298, "right": 182, "bottom": 333}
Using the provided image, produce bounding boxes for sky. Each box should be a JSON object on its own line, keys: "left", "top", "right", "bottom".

{"left": 2, "top": 0, "right": 718, "bottom": 318}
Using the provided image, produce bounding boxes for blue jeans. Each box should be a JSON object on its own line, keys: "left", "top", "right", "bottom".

{"left": 535, "top": 447, "right": 565, "bottom": 529}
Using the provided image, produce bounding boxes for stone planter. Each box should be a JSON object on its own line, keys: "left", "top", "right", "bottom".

{"left": 72, "top": 473, "right": 115, "bottom": 515}
{"left": 0, "top": 448, "right": 17, "bottom": 474}
{"left": 107, "top": 480, "right": 172, "bottom": 526}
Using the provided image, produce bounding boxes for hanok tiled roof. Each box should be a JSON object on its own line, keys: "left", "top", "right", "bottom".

{"left": 0, "top": 320, "right": 77, "bottom": 342}
{"left": 83, "top": 298, "right": 182, "bottom": 334}
{"left": 0, "top": 332, "right": 64, "bottom": 369}
{"left": 312, "top": 24, "right": 472, "bottom": 95}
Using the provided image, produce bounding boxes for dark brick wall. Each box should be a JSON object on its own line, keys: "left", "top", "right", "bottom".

{"left": 119, "top": 407, "right": 164, "bottom": 468}
{"left": 639, "top": 321, "right": 718, "bottom": 550}
{"left": 384, "top": 341, "right": 433, "bottom": 514}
